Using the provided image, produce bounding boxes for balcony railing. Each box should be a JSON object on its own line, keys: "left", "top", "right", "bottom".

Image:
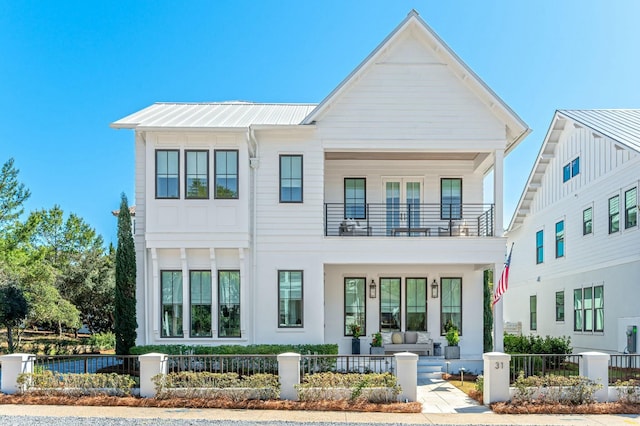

{"left": 324, "top": 203, "right": 494, "bottom": 237}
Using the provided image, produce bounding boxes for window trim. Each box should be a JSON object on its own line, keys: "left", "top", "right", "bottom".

{"left": 189, "top": 270, "right": 212, "bottom": 338}
{"left": 218, "top": 270, "right": 241, "bottom": 338}
{"left": 624, "top": 187, "right": 637, "bottom": 229}
{"left": 214, "top": 149, "right": 239, "bottom": 199}
{"left": 530, "top": 295, "right": 537, "bottom": 331}
{"left": 279, "top": 154, "right": 303, "bottom": 203}
{"left": 379, "top": 277, "right": 401, "bottom": 332}
{"left": 440, "top": 277, "right": 462, "bottom": 335}
{"left": 344, "top": 177, "right": 367, "bottom": 220}
{"left": 609, "top": 195, "right": 620, "bottom": 234}
{"left": 278, "top": 270, "right": 304, "bottom": 329}
{"left": 555, "top": 291, "right": 564, "bottom": 322}
{"left": 185, "top": 150, "right": 210, "bottom": 199}
{"left": 535, "top": 230, "right": 544, "bottom": 264}
{"left": 405, "top": 277, "right": 428, "bottom": 332}
{"left": 155, "top": 149, "right": 180, "bottom": 199}
{"left": 573, "top": 285, "right": 604, "bottom": 333}
{"left": 583, "top": 207, "right": 593, "bottom": 236}
{"left": 160, "top": 270, "right": 183, "bottom": 338}
{"left": 440, "top": 178, "right": 463, "bottom": 220}
{"left": 555, "top": 220, "right": 564, "bottom": 258}
{"left": 344, "top": 277, "right": 366, "bottom": 337}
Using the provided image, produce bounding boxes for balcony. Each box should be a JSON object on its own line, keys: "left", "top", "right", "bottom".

{"left": 324, "top": 203, "right": 494, "bottom": 238}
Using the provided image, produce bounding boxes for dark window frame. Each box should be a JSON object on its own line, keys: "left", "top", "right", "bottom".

{"left": 609, "top": 195, "right": 620, "bottom": 234}
{"left": 278, "top": 270, "right": 304, "bottom": 328}
{"left": 573, "top": 285, "right": 604, "bottom": 332}
{"left": 379, "top": 277, "right": 401, "bottom": 332}
{"left": 555, "top": 291, "right": 564, "bottom": 322}
{"left": 214, "top": 150, "right": 239, "bottom": 199}
{"left": 279, "top": 154, "right": 303, "bottom": 203}
{"left": 344, "top": 177, "right": 366, "bottom": 220}
{"left": 583, "top": 207, "right": 593, "bottom": 235}
{"left": 218, "top": 270, "right": 241, "bottom": 338}
{"left": 185, "top": 150, "right": 210, "bottom": 199}
{"left": 344, "top": 277, "right": 366, "bottom": 337}
{"left": 405, "top": 277, "right": 428, "bottom": 332}
{"left": 189, "top": 270, "right": 212, "bottom": 338}
{"left": 555, "top": 220, "right": 565, "bottom": 258}
{"left": 536, "top": 230, "right": 544, "bottom": 264}
{"left": 440, "top": 178, "right": 462, "bottom": 220}
{"left": 160, "top": 270, "right": 183, "bottom": 338}
{"left": 440, "top": 277, "right": 462, "bottom": 335}
{"left": 530, "top": 295, "right": 537, "bottom": 331}
{"left": 156, "top": 149, "right": 180, "bottom": 199}
{"left": 625, "top": 187, "right": 637, "bottom": 229}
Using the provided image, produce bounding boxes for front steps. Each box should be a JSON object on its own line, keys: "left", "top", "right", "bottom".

{"left": 417, "top": 355, "right": 444, "bottom": 384}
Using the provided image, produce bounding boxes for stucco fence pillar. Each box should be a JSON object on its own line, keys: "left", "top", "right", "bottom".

{"left": 139, "top": 353, "right": 168, "bottom": 398}
{"left": 277, "top": 352, "right": 301, "bottom": 400}
{"left": 579, "top": 351, "right": 610, "bottom": 402}
{"left": 483, "top": 352, "right": 511, "bottom": 405}
{"left": 0, "top": 353, "right": 34, "bottom": 395}
{"left": 394, "top": 352, "right": 418, "bottom": 402}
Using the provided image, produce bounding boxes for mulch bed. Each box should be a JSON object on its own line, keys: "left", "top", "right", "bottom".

{"left": 491, "top": 400, "right": 640, "bottom": 414}
{"left": 0, "top": 394, "right": 422, "bottom": 413}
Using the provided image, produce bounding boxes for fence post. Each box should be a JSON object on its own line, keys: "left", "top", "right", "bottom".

{"left": 277, "top": 352, "right": 301, "bottom": 400}
{"left": 139, "top": 353, "right": 168, "bottom": 398}
{"left": 579, "top": 352, "right": 610, "bottom": 402}
{"left": 394, "top": 352, "right": 418, "bottom": 402}
{"left": 0, "top": 353, "right": 34, "bottom": 395}
{"left": 483, "top": 352, "right": 511, "bottom": 405}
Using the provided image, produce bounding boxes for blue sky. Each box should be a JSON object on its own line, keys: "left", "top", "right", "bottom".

{"left": 2, "top": 1, "right": 639, "bottom": 245}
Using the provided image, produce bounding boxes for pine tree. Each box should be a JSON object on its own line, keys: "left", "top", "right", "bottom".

{"left": 115, "top": 193, "right": 137, "bottom": 354}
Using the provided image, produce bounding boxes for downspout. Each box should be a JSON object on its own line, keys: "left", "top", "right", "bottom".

{"left": 247, "top": 126, "right": 259, "bottom": 344}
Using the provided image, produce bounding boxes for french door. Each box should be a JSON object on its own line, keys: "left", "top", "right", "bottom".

{"left": 383, "top": 178, "right": 422, "bottom": 235}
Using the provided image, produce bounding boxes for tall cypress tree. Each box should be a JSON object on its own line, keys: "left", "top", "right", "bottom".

{"left": 483, "top": 269, "right": 493, "bottom": 352}
{"left": 115, "top": 193, "right": 137, "bottom": 355}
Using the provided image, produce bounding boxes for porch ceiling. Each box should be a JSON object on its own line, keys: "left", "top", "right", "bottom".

{"left": 325, "top": 152, "right": 480, "bottom": 161}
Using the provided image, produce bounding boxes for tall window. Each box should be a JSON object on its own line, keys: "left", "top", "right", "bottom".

{"left": 279, "top": 271, "right": 303, "bottom": 328}
{"left": 344, "top": 178, "right": 366, "bottom": 219}
{"left": 609, "top": 195, "right": 620, "bottom": 233}
{"left": 530, "top": 295, "right": 537, "bottom": 331}
{"left": 280, "top": 155, "right": 303, "bottom": 202}
{"left": 574, "top": 286, "right": 604, "bottom": 332}
{"left": 441, "top": 277, "right": 461, "bottom": 334}
{"left": 555, "top": 220, "right": 564, "bottom": 258}
{"left": 185, "top": 150, "right": 209, "bottom": 199}
{"left": 156, "top": 150, "right": 179, "bottom": 198}
{"left": 215, "top": 150, "right": 238, "bottom": 199}
{"left": 344, "top": 278, "right": 365, "bottom": 336}
{"left": 625, "top": 187, "right": 637, "bottom": 229}
{"left": 406, "top": 278, "right": 427, "bottom": 331}
{"left": 190, "top": 271, "right": 211, "bottom": 337}
{"left": 379, "top": 278, "right": 401, "bottom": 332}
{"left": 536, "top": 230, "right": 544, "bottom": 264}
{"left": 441, "top": 178, "right": 462, "bottom": 220}
{"left": 555, "top": 291, "right": 564, "bottom": 322}
{"left": 583, "top": 207, "right": 593, "bottom": 235}
{"left": 161, "top": 271, "right": 183, "bottom": 337}
{"left": 218, "top": 271, "right": 240, "bottom": 337}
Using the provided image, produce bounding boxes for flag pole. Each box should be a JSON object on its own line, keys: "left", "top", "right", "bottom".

{"left": 492, "top": 243, "right": 514, "bottom": 352}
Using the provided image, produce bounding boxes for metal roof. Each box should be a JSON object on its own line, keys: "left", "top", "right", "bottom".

{"left": 111, "top": 102, "right": 318, "bottom": 129}
{"left": 558, "top": 109, "right": 640, "bottom": 152}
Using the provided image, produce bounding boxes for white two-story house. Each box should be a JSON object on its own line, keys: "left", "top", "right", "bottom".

{"left": 505, "top": 110, "right": 640, "bottom": 354}
{"left": 111, "top": 11, "right": 529, "bottom": 356}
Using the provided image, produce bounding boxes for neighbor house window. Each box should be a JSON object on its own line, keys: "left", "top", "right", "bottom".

{"left": 406, "top": 278, "right": 427, "bottom": 331}
{"left": 218, "top": 271, "right": 240, "bottom": 337}
{"left": 625, "top": 187, "right": 637, "bottom": 229}
{"left": 278, "top": 271, "right": 303, "bottom": 328}
{"left": 161, "top": 271, "right": 183, "bottom": 337}
{"left": 280, "top": 155, "right": 303, "bottom": 202}
{"left": 156, "top": 150, "right": 179, "bottom": 198}
{"left": 555, "top": 220, "right": 564, "bottom": 258}
{"left": 583, "top": 207, "right": 593, "bottom": 235}
{"left": 555, "top": 291, "right": 564, "bottom": 322}
{"left": 190, "top": 271, "right": 212, "bottom": 337}
{"left": 344, "top": 278, "right": 366, "bottom": 336}
{"left": 441, "top": 178, "right": 462, "bottom": 219}
{"left": 563, "top": 157, "right": 580, "bottom": 183}
{"left": 563, "top": 164, "right": 571, "bottom": 183}
{"left": 609, "top": 195, "right": 619, "bottom": 233}
{"left": 574, "top": 285, "right": 604, "bottom": 332}
{"left": 530, "top": 295, "right": 537, "bottom": 331}
{"left": 441, "top": 277, "right": 461, "bottom": 335}
{"left": 185, "top": 150, "right": 209, "bottom": 199}
{"left": 215, "top": 150, "right": 238, "bottom": 199}
{"left": 380, "top": 278, "right": 401, "bottom": 332}
{"left": 344, "top": 178, "right": 366, "bottom": 219}
{"left": 536, "top": 230, "right": 544, "bottom": 264}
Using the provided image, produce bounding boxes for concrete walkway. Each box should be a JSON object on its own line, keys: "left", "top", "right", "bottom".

{"left": 417, "top": 374, "right": 490, "bottom": 414}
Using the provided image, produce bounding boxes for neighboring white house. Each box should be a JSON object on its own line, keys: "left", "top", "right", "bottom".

{"left": 505, "top": 109, "right": 640, "bottom": 354}
{"left": 111, "top": 10, "right": 529, "bottom": 356}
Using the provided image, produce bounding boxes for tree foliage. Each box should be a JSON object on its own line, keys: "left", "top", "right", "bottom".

{"left": 484, "top": 269, "right": 493, "bottom": 352}
{"left": 0, "top": 279, "right": 29, "bottom": 353}
{"left": 0, "top": 158, "right": 31, "bottom": 234}
{"left": 115, "top": 193, "right": 137, "bottom": 355}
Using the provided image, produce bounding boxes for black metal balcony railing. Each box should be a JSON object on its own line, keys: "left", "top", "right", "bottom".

{"left": 324, "top": 203, "right": 494, "bottom": 237}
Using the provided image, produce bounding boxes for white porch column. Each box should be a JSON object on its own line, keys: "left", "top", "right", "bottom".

{"left": 180, "top": 248, "right": 189, "bottom": 337}
{"left": 239, "top": 248, "right": 247, "bottom": 339}
{"left": 151, "top": 248, "right": 159, "bottom": 341}
{"left": 209, "top": 248, "right": 217, "bottom": 337}
{"left": 277, "top": 352, "right": 301, "bottom": 400}
{"left": 483, "top": 352, "right": 511, "bottom": 404}
{"left": 139, "top": 353, "right": 168, "bottom": 398}
{"left": 493, "top": 262, "right": 504, "bottom": 352}
{"left": 394, "top": 352, "right": 418, "bottom": 402}
{"left": 579, "top": 352, "right": 610, "bottom": 402}
{"left": 493, "top": 149, "right": 504, "bottom": 237}
{"left": 0, "top": 353, "right": 34, "bottom": 394}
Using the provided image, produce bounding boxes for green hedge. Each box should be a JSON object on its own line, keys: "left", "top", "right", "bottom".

{"left": 130, "top": 343, "right": 338, "bottom": 356}
{"left": 504, "top": 334, "right": 571, "bottom": 355}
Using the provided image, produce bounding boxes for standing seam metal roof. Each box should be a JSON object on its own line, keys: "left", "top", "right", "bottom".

{"left": 558, "top": 109, "right": 640, "bottom": 152}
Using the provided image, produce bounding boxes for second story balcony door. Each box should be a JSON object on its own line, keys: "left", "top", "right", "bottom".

{"left": 384, "top": 178, "right": 423, "bottom": 236}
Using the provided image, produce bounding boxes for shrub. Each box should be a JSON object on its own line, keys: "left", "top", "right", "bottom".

{"left": 615, "top": 379, "right": 640, "bottom": 403}
{"left": 152, "top": 371, "right": 280, "bottom": 400}
{"left": 17, "top": 370, "right": 135, "bottom": 396}
{"left": 512, "top": 373, "right": 601, "bottom": 405}
{"left": 504, "top": 334, "right": 572, "bottom": 355}
{"left": 474, "top": 375, "right": 484, "bottom": 393}
{"left": 87, "top": 332, "right": 116, "bottom": 351}
{"left": 295, "top": 372, "right": 400, "bottom": 403}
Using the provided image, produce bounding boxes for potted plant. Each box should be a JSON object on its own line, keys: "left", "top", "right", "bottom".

{"left": 348, "top": 323, "right": 362, "bottom": 354}
{"left": 370, "top": 331, "right": 384, "bottom": 355}
{"left": 444, "top": 320, "right": 460, "bottom": 359}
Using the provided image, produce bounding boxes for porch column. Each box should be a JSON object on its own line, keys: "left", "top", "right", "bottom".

{"left": 181, "top": 248, "right": 189, "bottom": 337}
{"left": 493, "top": 149, "right": 504, "bottom": 237}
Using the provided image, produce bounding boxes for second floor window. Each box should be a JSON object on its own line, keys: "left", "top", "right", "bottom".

{"left": 280, "top": 155, "right": 303, "bottom": 202}
{"left": 583, "top": 207, "right": 593, "bottom": 235}
{"left": 535, "top": 230, "right": 544, "bottom": 264}
{"left": 563, "top": 157, "right": 580, "bottom": 183}
{"left": 156, "top": 150, "right": 179, "bottom": 199}
{"left": 215, "top": 150, "right": 238, "bottom": 199}
{"left": 344, "top": 178, "right": 366, "bottom": 219}
{"left": 441, "top": 178, "right": 462, "bottom": 220}
{"left": 625, "top": 187, "right": 637, "bottom": 229}
{"left": 609, "top": 195, "right": 619, "bottom": 234}
{"left": 185, "top": 150, "right": 209, "bottom": 199}
{"left": 555, "top": 220, "right": 564, "bottom": 258}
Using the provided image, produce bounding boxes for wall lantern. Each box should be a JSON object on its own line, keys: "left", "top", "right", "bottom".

{"left": 431, "top": 279, "right": 439, "bottom": 298}
{"left": 369, "top": 280, "right": 377, "bottom": 298}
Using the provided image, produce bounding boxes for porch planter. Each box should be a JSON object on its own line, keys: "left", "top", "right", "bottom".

{"left": 370, "top": 346, "right": 385, "bottom": 355}
{"left": 352, "top": 338, "right": 360, "bottom": 355}
{"left": 444, "top": 345, "right": 460, "bottom": 359}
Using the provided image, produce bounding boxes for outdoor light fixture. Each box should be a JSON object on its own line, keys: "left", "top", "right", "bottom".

{"left": 369, "top": 280, "right": 377, "bottom": 298}
{"left": 431, "top": 279, "right": 439, "bottom": 298}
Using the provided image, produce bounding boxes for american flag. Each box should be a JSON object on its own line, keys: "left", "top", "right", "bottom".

{"left": 493, "top": 244, "right": 513, "bottom": 306}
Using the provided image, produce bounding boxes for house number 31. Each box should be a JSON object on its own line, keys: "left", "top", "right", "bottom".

{"left": 494, "top": 361, "right": 504, "bottom": 369}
